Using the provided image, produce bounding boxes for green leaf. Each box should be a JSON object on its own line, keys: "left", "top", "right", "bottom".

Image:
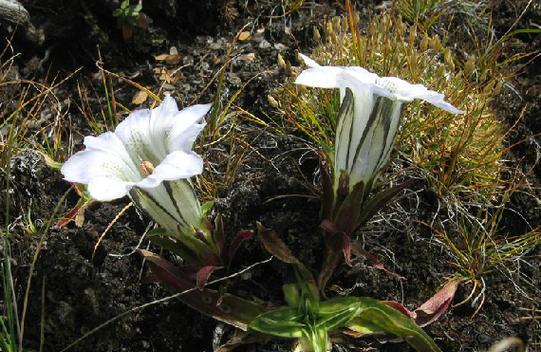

{"left": 300, "top": 325, "right": 329, "bottom": 352}
{"left": 356, "top": 179, "right": 414, "bottom": 228}
{"left": 249, "top": 307, "right": 305, "bottom": 338}
{"left": 316, "top": 297, "right": 361, "bottom": 330}
{"left": 201, "top": 201, "right": 214, "bottom": 217}
{"left": 347, "top": 297, "right": 442, "bottom": 352}
{"left": 282, "top": 283, "right": 300, "bottom": 308}
{"left": 147, "top": 229, "right": 200, "bottom": 264}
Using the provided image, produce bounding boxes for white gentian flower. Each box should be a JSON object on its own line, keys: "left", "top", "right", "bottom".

{"left": 61, "top": 95, "right": 213, "bottom": 245}
{"left": 295, "top": 54, "right": 462, "bottom": 190}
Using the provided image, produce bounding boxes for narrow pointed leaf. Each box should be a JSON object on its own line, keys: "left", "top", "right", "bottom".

{"left": 350, "top": 241, "right": 404, "bottom": 280}
{"left": 227, "top": 230, "right": 254, "bottom": 265}
{"left": 356, "top": 179, "right": 414, "bottom": 228}
{"left": 301, "top": 325, "right": 329, "bottom": 352}
{"left": 317, "top": 247, "right": 342, "bottom": 293}
{"left": 317, "top": 296, "right": 362, "bottom": 330}
{"left": 347, "top": 297, "right": 442, "bottom": 352}
{"left": 139, "top": 249, "right": 266, "bottom": 330}
{"left": 257, "top": 223, "right": 315, "bottom": 283}
{"left": 196, "top": 265, "right": 218, "bottom": 289}
{"left": 318, "top": 150, "right": 335, "bottom": 220}
{"left": 249, "top": 307, "right": 305, "bottom": 338}
{"left": 414, "top": 277, "right": 460, "bottom": 326}
{"left": 334, "top": 181, "right": 366, "bottom": 234}
{"left": 147, "top": 229, "right": 200, "bottom": 263}
{"left": 213, "top": 213, "right": 225, "bottom": 253}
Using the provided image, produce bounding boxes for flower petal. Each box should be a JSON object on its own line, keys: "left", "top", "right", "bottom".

{"left": 115, "top": 108, "right": 159, "bottom": 163}
{"left": 136, "top": 150, "right": 203, "bottom": 189}
{"left": 298, "top": 53, "right": 320, "bottom": 67}
{"left": 61, "top": 149, "right": 135, "bottom": 185}
{"left": 168, "top": 103, "right": 211, "bottom": 151}
{"left": 336, "top": 71, "right": 376, "bottom": 171}
{"left": 83, "top": 132, "right": 141, "bottom": 180}
{"left": 87, "top": 176, "right": 133, "bottom": 201}
{"left": 153, "top": 94, "right": 180, "bottom": 118}
{"left": 376, "top": 77, "right": 463, "bottom": 114}
{"left": 295, "top": 67, "right": 344, "bottom": 89}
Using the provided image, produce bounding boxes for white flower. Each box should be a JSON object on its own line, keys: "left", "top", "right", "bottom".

{"left": 295, "top": 54, "right": 462, "bottom": 189}
{"left": 61, "top": 95, "right": 210, "bottom": 201}
{"left": 61, "top": 95, "right": 214, "bottom": 244}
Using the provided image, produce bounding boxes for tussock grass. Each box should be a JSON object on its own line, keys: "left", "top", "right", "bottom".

{"left": 433, "top": 197, "right": 541, "bottom": 312}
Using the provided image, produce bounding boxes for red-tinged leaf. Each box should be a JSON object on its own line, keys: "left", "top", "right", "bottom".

{"left": 257, "top": 223, "right": 298, "bottom": 265}
{"left": 227, "top": 230, "right": 254, "bottom": 265}
{"left": 318, "top": 248, "right": 342, "bottom": 295}
{"left": 257, "top": 223, "right": 315, "bottom": 283}
{"left": 334, "top": 181, "right": 365, "bottom": 234}
{"left": 196, "top": 265, "right": 217, "bottom": 289}
{"left": 138, "top": 249, "right": 266, "bottom": 330}
{"left": 139, "top": 249, "right": 185, "bottom": 285}
{"left": 56, "top": 199, "right": 93, "bottom": 228}
{"left": 350, "top": 241, "right": 404, "bottom": 280}
{"left": 382, "top": 301, "right": 416, "bottom": 320}
{"left": 319, "top": 220, "right": 349, "bottom": 293}
{"left": 382, "top": 278, "right": 461, "bottom": 327}
{"left": 414, "top": 277, "right": 461, "bottom": 326}
{"left": 342, "top": 233, "right": 352, "bottom": 266}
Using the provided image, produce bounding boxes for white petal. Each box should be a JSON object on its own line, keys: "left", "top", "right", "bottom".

{"left": 83, "top": 132, "right": 140, "bottom": 179}
{"left": 87, "top": 176, "right": 133, "bottom": 201}
{"left": 166, "top": 104, "right": 210, "bottom": 152}
{"left": 84, "top": 132, "right": 125, "bottom": 153}
{"left": 421, "top": 93, "right": 464, "bottom": 114}
{"left": 115, "top": 108, "right": 161, "bottom": 163}
{"left": 295, "top": 67, "right": 344, "bottom": 89}
{"left": 61, "top": 150, "right": 95, "bottom": 184}
{"left": 298, "top": 53, "right": 320, "bottom": 67}
{"left": 344, "top": 67, "right": 378, "bottom": 85}
{"left": 336, "top": 71, "right": 376, "bottom": 170}
{"left": 153, "top": 94, "right": 180, "bottom": 117}
{"left": 149, "top": 96, "right": 181, "bottom": 153}
{"left": 136, "top": 151, "right": 203, "bottom": 189}
{"left": 61, "top": 149, "right": 137, "bottom": 185}
{"left": 376, "top": 77, "right": 463, "bottom": 113}
{"left": 176, "top": 103, "right": 212, "bottom": 123}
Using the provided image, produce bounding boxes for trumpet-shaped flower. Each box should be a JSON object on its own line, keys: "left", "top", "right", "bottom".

{"left": 62, "top": 96, "right": 213, "bottom": 250}
{"left": 295, "top": 54, "right": 462, "bottom": 190}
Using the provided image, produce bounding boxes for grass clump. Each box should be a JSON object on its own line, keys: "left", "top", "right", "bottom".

{"left": 433, "top": 197, "right": 541, "bottom": 313}
{"left": 270, "top": 10, "right": 510, "bottom": 201}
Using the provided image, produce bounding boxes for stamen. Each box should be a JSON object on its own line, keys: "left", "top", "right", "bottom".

{"left": 140, "top": 160, "right": 155, "bottom": 176}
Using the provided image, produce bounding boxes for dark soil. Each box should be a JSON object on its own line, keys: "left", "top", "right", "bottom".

{"left": 1, "top": 1, "right": 540, "bottom": 352}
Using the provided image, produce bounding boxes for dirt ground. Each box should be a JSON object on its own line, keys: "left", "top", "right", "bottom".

{"left": 1, "top": 1, "right": 540, "bottom": 351}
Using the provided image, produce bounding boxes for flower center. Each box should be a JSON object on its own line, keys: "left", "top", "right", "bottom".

{"left": 140, "top": 160, "right": 155, "bottom": 176}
